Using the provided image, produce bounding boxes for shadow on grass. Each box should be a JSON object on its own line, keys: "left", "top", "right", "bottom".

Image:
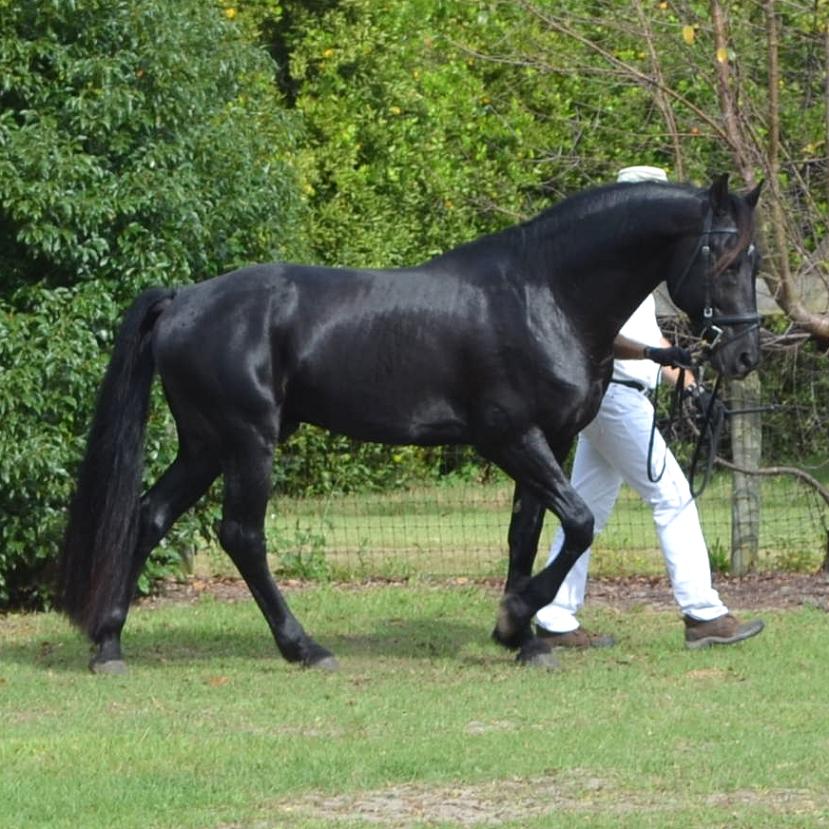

{"left": 0, "top": 612, "right": 492, "bottom": 675}
{"left": 322, "top": 614, "right": 487, "bottom": 661}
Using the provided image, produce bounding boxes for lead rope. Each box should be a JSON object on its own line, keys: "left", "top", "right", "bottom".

{"left": 646, "top": 369, "right": 666, "bottom": 483}
{"left": 646, "top": 360, "right": 727, "bottom": 497}
{"left": 687, "top": 373, "right": 725, "bottom": 498}
{"left": 647, "top": 366, "right": 689, "bottom": 484}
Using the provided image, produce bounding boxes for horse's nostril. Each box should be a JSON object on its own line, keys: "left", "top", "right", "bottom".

{"left": 739, "top": 351, "right": 758, "bottom": 373}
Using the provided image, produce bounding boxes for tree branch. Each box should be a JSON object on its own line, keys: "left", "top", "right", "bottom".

{"left": 633, "top": 0, "right": 685, "bottom": 176}
{"left": 514, "top": 1, "right": 735, "bottom": 147}
{"left": 714, "top": 456, "right": 829, "bottom": 510}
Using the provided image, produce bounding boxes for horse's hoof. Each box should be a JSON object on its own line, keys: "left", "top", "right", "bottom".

{"left": 491, "top": 624, "right": 531, "bottom": 651}
{"left": 303, "top": 644, "right": 339, "bottom": 671}
{"left": 89, "top": 659, "right": 128, "bottom": 675}
{"left": 516, "top": 638, "right": 560, "bottom": 671}
{"left": 492, "top": 594, "right": 533, "bottom": 650}
{"left": 309, "top": 655, "right": 339, "bottom": 672}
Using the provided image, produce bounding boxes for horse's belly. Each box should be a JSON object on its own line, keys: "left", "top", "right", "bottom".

{"left": 286, "top": 381, "right": 468, "bottom": 446}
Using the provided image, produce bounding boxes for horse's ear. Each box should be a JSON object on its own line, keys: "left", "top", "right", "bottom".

{"left": 708, "top": 173, "right": 730, "bottom": 214}
{"left": 744, "top": 180, "right": 764, "bottom": 209}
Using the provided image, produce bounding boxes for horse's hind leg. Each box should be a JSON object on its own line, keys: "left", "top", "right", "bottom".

{"left": 218, "top": 432, "right": 336, "bottom": 670}
{"left": 90, "top": 451, "right": 219, "bottom": 673}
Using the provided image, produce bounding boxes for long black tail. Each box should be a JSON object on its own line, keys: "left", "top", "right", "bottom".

{"left": 59, "top": 287, "right": 175, "bottom": 638}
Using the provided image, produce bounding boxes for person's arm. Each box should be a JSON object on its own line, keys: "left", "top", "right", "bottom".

{"left": 612, "top": 334, "right": 695, "bottom": 388}
{"left": 653, "top": 337, "right": 696, "bottom": 390}
{"left": 612, "top": 334, "right": 721, "bottom": 421}
{"left": 612, "top": 333, "right": 649, "bottom": 360}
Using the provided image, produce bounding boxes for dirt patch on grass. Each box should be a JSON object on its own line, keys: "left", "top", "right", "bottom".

{"left": 586, "top": 571, "right": 829, "bottom": 612}
{"left": 142, "top": 571, "right": 829, "bottom": 613}
{"left": 268, "top": 774, "right": 826, "bottom": 827}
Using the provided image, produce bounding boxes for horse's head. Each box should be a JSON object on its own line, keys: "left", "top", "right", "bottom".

{"left": 666, "top": 175, "right": 763, "bottom": 379}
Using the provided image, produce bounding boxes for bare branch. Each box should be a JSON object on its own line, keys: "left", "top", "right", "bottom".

{"left": 715, "top": 457, "right": 829, "bottom": 509}
{"left": 514, "top": 1, "right": 734, "bottom": 146}
{"left": 710, "top": 0, "right": 754, "bottom": 181}
{"left": 633, "top": 0, "right": 685, "bottom": 176}
{"left": 825, "top": 23, "right": 829, "bottom": 217}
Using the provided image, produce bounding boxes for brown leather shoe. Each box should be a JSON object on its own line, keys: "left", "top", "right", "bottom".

{"left": 684, "top": 613, "right": 765, "bottom": 650}
{"left": 535, "top": 626, "right": 616, "bottom": 649}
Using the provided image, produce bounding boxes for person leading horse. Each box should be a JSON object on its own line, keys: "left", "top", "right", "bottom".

{"left": 60, "top": 173, "right": 763, "bottom": 673}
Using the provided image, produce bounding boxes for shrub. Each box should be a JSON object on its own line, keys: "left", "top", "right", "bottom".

{"left": 0, "top": 0, "right": 303, "bottom": 295}
{"left": 0, "top": 0, "right": 303, "bottom": 607}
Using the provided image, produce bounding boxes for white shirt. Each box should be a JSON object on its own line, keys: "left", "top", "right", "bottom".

{"left": 612, "top": 294, "right": 664, "bottom": 390}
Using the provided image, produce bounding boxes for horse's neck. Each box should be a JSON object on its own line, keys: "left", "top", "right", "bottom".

{"left": 538, "top": 193, "right": 701, "bottom": 353}
{"left": 587, "top": 264, "right": 664, "bottom": 336}
{"left": 565, "top": 266, "right": 665, "bottom": 361}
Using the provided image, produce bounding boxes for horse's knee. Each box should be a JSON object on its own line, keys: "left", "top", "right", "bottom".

{"left": 562, "top": 505, "right": 594, "bottom": 554}
{"left": 219, "top": 519, "right": 264, "bottom": 562}
{"left": 139, "top": 500, "right": 168, "bottom": 546}
{"left": 91, "top": 607, "right": 128, "bottom": 645}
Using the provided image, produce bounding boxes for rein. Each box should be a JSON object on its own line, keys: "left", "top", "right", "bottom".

{"left": 646, "top": 368, "right": 724, "bottom": 497}
{"left": 686, "top": 373, "right": 725, "bottom": 498}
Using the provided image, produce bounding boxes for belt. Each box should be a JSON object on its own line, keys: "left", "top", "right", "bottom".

{"left": 610, "top": 378, "right": 647, "bottom": 392}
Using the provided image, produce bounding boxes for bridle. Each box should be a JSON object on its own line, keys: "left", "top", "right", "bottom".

{"left": 648, "top": 201, "right": 763, "bottom": 497}
{"left": 645, "top": 208, "right": 761, "bottom": 495}
{"left": 671, "top": 208, "right": 761, "bottom": 353}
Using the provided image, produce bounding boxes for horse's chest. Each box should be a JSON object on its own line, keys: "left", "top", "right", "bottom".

{"left": 534, "top": 360, "right": 607, "bottom": 434}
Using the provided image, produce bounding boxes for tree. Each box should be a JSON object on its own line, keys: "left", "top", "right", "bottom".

{"left": 0, "top": 0, "right": 302, "bottom": 295}
{"left": 459, "top": 0, "right": 829, "bottom": 573}
{"left": 484, "top": 0, "right": 829, "bottom": 338}
{"left": 257, "top": 0, "right": 551, "bottom": 268}
{"left": 0, "top": 0, "right": 303, "bottom": 606}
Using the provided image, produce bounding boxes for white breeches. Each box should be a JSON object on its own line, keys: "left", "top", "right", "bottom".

{"left": 535, "top": 383, "right": 727, "bottom": 633}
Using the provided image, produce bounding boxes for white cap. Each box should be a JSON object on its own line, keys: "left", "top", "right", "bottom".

{"left": 616, "top": 165, "right": 668, "bottom": 183}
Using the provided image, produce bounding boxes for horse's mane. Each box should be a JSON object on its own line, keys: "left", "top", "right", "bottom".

{"left": 519, "top": 181, "right": 699, "bottom": 239}
{"left": 426, "top": 182, "right": 701, "bottom": 270}
{"left": 429, "top": 180, "right": 752, "bottom": 275}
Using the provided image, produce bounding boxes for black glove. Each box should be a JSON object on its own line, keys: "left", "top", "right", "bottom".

{"left": 643, "top": 345, "right": 694, "bottom": 369}
{"left": 683, "top": 384, "right": 727, "bottom": 426}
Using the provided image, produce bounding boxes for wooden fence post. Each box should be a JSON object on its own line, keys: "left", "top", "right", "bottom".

{"left": 729, "top": 372, "right": 763, "bottom": 574}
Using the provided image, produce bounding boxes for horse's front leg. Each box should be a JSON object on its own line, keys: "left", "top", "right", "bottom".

{"left": 490, "top": 484, "right": 545, "bottom": 649}
{"left": 484, "top": 428, "right": 594, "bottom": 667}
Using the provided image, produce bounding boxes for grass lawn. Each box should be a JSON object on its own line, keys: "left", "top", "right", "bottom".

{"left": 2, "top": 582, "right": 828, "bottom": 828}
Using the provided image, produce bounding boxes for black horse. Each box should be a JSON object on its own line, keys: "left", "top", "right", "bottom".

{"left": 60, "top": 174, "right": 762, "bottom": 673}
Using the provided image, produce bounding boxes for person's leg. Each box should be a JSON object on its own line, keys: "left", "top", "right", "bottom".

{"left": 601, "top": 387, "right": 763, "bottom": 646}
{"left": 589, "top": 385, "right": 727, "bottom": 618}
{"left": 535, "top": 413, "right": 623, "bottom": 635}
{"left": 646, "top": 451, "right": 727, "bottom": 619}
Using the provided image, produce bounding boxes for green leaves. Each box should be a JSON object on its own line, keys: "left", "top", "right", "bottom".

{"left": 274, "top": 0, "right": 545, "bottom": 269}
{"left": 0, "top": 0, "right": 303, "bottom": 293}
{"left": 0, "top": 0, "right": 304, "bottom": 606}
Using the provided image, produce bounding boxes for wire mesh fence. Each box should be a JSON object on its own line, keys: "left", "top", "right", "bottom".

{"left": 268, "top": 465, "right": 828, "bottom": 580}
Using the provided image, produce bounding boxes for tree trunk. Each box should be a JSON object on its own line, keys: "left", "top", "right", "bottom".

{"left": 729, "top": 372, "right": 763, "bottom": 574}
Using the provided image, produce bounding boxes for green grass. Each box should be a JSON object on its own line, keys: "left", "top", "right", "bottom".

{"left": 253, "top": 474, "right": 828, "bottom": 581}
{"left": 2, "top": 583, "right": 828, "bottom": 828}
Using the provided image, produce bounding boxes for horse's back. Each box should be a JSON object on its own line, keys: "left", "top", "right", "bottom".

{"left": 151, "top": 257, "right": 594, "bottom": 449}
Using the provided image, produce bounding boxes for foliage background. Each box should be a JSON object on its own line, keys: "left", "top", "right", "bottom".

{"left": 0, "top": 0, "right": 302, "bottom": 605}
{"left": 1, "top": 0, "right": 827, "bottom": 607}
